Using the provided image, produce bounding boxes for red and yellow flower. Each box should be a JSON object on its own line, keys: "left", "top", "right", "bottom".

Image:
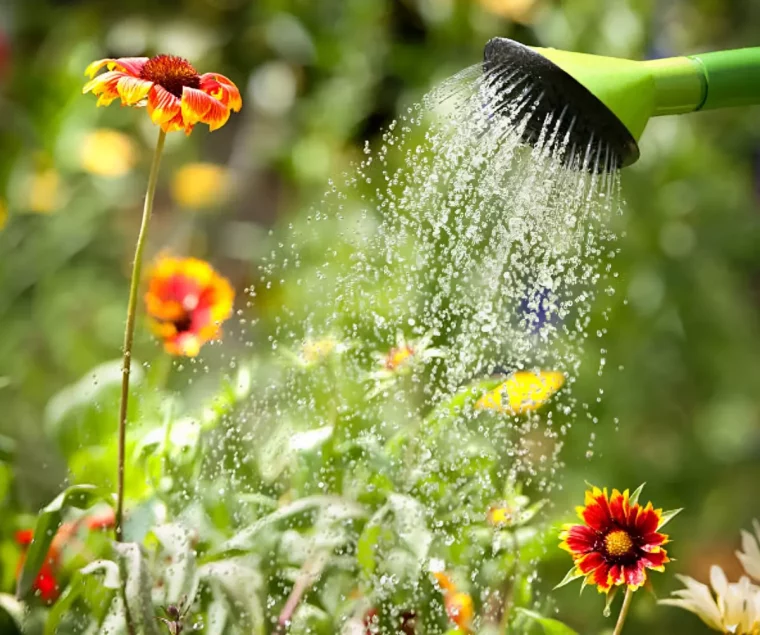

{"left": 434, "top": 571, "right": 474, "bottom": 633}
{"left": 559, "top": 486, "right": 679, "bottom": 594}
{"left": 83, "top": 55, "right": 241, "bottom": 134}
{"left": 144, "top": 256, "right": 234, "bottom": 357}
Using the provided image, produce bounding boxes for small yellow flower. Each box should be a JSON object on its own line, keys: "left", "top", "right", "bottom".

{"left": 171, "top": 163, "right": 230, "bottom": 210}
{"left": 26, "top": 168, "right": 60, "bottom": 214}
{"left": 475, "top": 370, "right": 564, "bottom": 415}
{"left": 477, "top": 0, "right": 541, "bottom": 24}
{"left": 80, "top": 129, "right": 137, "bottom": 177}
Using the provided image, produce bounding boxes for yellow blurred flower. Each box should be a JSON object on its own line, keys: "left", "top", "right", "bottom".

{"left": 475, "top": 370, "right": 564, "bottom": 415}
{"left": 80, "top": 129, "right": 137, "bottom": 177}
{"left": 171, "top": 162, "right": 230, "bottom": 210}
{"left": 26, "top": 168, "right": 60, "bottom": 214}
{"left": 477, "top": 0, "right": 541, "bottom": 24}
{"left": 0, "top": 199, "right": 7, "bottom": 230}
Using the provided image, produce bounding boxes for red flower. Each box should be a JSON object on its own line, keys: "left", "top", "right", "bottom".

{"left": 559, "top": 486, "right": 679, "bottom": 594}
{"left": 144, "top": 256, "right": 234, "bottom": 357}
{"left": 15, "top": 531, "right": 60, "bottom": 603}
{"left": 83, "top": 55, "right": 241, "bottom": 134}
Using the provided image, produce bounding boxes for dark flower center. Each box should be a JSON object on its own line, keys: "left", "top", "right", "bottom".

{"left": 604, "top": 529, "right": 634, "bottom": 558}
{"left": 173, "top": 313, "right": 193, "bottom": 334}
{"left": 140, "top": 55, "right": 201, "bottom": 98}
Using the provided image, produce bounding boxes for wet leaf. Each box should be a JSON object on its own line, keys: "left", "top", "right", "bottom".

{"left": 657, "top": 508, "right": 683, "bottom": 530}
{"left": 151, "top": 523, "right": 199, "bottom": 606}
{"left": 16, "top": 484, "right": 113, "bottom": 599}
{"left": 0, "top": 594, "right": 22, "bottom": 635}
{"left": 199, "top": 559, "right": 265, "bottom": 635}
{"left": 114, "top": 542, "right": 161, "bottom": 635}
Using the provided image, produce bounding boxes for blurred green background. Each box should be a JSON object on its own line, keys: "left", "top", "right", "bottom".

{"left": 0, "top": 0, "right": 759, "bottom": 633}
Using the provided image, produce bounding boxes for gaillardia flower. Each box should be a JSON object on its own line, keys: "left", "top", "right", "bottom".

{"left": 144, "top": 256, "right": 234, "bottom": 357}
{"left": 83, "top": 55, "right": 242, "bottom": 133}
{"left": 558, "top": 485, "right": 680, "bottom": 594}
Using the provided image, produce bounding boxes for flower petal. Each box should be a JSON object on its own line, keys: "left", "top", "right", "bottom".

{"left": 82, "top": 70, "right": 125, "bottom": 105}
{"left": 200, "top": 72, "right": 242, "bottom": 111}
{"left": 147, "top": 85, "right": 182, "bottom": 130}
{"left": 116, "top": 76, "right": 153, "bottom": 106}
{"left": 562, "top": 525, "right": 598, "bottom": 555}
{"left": 624, "top": 562, "right": 647, "bottom": 589}
{"left": 85, "top": 57, "right": 148, "bottom": 79}
{"left": 181, "top": 87, "right": 230, "bottom": 132}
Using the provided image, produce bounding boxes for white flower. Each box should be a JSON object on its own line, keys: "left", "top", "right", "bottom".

{"left": 738, "top": 520, "right": 760, "bottom": 583}
{"left": 367, "top": 332, "right": 444, "bottom": 397}
{"left": 660, "top": 565, "right": 760, "bottom": 634}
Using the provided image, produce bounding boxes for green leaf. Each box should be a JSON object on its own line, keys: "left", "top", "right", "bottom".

{"left": 114, "top": 542, "right": 161, "bottom": 635}
{"left": 45, "top": 560, "right": 120, "bottom": 635}
{"left": 515, "top": 608, "right": 579, "bottom": 635}
{"left": 357, "top": 523, "right": 382, "bottom": 576}
{"left": 199, "top": 559, "right": 265, "bottom": 635}
{"left": 0, "top": 594, "right": 23, "bottom": 635}
{"left": 217, "top": 495, "right": 365, "bottom": 555}
{"left": 424, "top": 377, "right": 505, "bottom": 425}
{"left": 628, "top": 483, "right": 646, "bottom": 507}
{"left": 553, "top": 566, "right": 584, "bottom": 590}
{"left": 657, "top": 508, "right": 683, "bottom": 530}
{"left": 16, "top": 484, "right": 113, "bottom": 599}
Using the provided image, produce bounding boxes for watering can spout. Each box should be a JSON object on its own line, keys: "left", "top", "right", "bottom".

{"left": 484, "top": 38, "right": 760, "bottom": 169}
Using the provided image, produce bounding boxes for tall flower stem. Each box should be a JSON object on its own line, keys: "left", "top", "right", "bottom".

{"left": 612, "top": 587, "right": 634, "bottom": 635}
{"left": 116, "top": 128, "right": 166, "bottom": 542}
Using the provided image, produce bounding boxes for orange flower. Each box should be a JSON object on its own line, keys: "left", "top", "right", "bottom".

{"left": 434, "top": 572, "right": 474, "bottom": 632}
{"left": 144, "top": 256, "right": 234, "bottom": 357}
{"left": 83, "top": 55, "right": 242, "bottom": 134}
{"left": 558, "top": 486, "right": 680, "bottom": 594}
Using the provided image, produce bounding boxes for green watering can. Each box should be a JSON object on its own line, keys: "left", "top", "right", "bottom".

{"left": 483, "top": 38, "right": 760, "bottom": 169}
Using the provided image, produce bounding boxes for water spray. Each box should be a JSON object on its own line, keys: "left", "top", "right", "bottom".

{"left": 484, "top": 38, "right": 760, "bottom": 168}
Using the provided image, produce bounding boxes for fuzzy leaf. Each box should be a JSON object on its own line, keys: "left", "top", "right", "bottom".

{"left": 16, "top": 484, "right": 113, "bottom": 599}
{"left": 114, "top": 542, "right": 161, "bottom": 635}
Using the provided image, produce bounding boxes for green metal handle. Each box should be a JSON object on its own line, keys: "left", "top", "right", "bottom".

{"left": 689, "top": 48, "right": 760, "bottom": 111}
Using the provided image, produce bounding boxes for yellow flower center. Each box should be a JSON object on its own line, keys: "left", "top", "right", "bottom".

{"left": 605, "top": 529, "right": 634, "bottom": 557}
{"left": 141, "top": 55, "right": 201, "bottom": 97}
{"left": 386, "top": 346, "right": 414, "bottom": 370}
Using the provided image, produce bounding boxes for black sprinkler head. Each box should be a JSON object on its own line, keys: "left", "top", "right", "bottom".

{"left": 483, "top": 37, "right": 640, "bottom": 170}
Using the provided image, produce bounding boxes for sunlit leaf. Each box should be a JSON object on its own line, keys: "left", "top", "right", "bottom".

{"left": 16, "top": 484, "right": 113, "bottom": 599}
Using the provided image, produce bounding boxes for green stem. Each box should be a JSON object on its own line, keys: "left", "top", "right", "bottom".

{"left": 116, "top": 128, "right": 166, "bottom": 543}
{"left": 612, "top": 587, "right": 634, "bottom": 635}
